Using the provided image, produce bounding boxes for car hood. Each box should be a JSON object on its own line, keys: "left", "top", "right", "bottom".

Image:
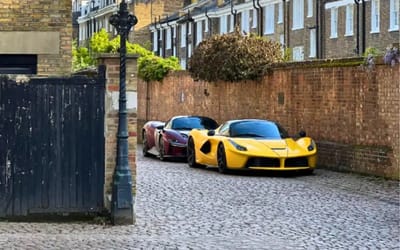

{"left": 232, "top": 138, "right": 310, "bottom": 157}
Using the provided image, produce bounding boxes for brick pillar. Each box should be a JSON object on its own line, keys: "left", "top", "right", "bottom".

{"left": 97, "top": 54, "right": 138, "bottom": 210}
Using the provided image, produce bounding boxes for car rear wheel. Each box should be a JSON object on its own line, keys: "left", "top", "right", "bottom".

{"left": 217, "top": 143, "right": 229, "bottom": 174}
{"left": 142, "top": 131, "right": 150, "bottom": 157}
{"left": 187, "top": 137, "right": 203, "bottom": 168}
{"left": 159, "top": 137, "right": 165, "bottom": 161}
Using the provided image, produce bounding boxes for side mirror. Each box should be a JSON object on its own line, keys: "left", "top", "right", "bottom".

{"left": 299, "top": 130, "right": 306, "bottom": 138}
{"left": 207, "top": 130, "right": 215, "bottom": 136}
{"left": 156, "top": 125, "right": 164, "bottom": 130}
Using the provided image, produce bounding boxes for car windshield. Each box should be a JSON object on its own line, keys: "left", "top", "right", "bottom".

{"left": 172, "top": 117, "right": 218, "bottom": 130}
{"left": 229, "top": 120, "right": 289, "bottom": 139}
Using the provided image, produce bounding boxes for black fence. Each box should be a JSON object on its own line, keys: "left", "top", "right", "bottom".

{"left": 0, "top": 73, "right": 105, "bottom": 217}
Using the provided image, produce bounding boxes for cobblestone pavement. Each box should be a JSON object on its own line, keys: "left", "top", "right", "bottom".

{"left": 0, "top": 148, "right": 399, "bottom": 250}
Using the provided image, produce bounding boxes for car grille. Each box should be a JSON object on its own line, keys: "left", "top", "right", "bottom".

{"left": 246, "top": 158, "right": 280, "bottom": 167}
{"left": 285, "top": 157, "right": 308, "bottom": 167}
{"left": 246, "top": 157, "right": 309, "bottom": 168}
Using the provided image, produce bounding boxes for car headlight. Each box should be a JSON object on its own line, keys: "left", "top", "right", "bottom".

{"left": 228, "top": 139, "right": 247, "bottom": 151}
{"left": 307, "top": 140, "right": 316, "bottom": 151}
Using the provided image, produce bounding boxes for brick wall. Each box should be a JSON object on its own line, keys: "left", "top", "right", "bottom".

{"left": 97, "top": 54, "right": 138, "bottom": 209}
{"left": 0, "top": 0, "right": 72, "bottom": 76}
{"left": 137, "top": 60, "right": 400, "bottom": 179}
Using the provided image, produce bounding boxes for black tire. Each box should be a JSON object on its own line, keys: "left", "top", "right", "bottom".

{"left": 142, "top": 131, "right": 150, "bottom": 157}
{"left": 217, "top": 143, "right": 229, "bottom": 174}
{"left": 159, "top": 137, "right": 165, "bottom": 161}
{"left": 187, "top": 137, "right": 203, "bottom": 168}
{"left": 302, "top": 168, "right": 314, "bottom": 176}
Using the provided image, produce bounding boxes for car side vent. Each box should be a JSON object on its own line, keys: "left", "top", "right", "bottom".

{"left": 200, "top": 141, "right": 211, "bottom": 154}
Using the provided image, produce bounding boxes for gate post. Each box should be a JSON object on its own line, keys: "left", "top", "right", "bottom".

{"left": 109, "top": 0, "right": 137, "bottom": 225}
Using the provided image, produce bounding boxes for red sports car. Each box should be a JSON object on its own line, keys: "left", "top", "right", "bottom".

{"left": 142, "top": 115, "right": 218, "bottom": 161}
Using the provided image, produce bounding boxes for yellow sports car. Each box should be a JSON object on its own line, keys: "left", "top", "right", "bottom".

{"left": 187, "top": 119, "right": 317, "bottom": 174}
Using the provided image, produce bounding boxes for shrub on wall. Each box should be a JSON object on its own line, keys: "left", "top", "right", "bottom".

{"left": 138, "top": 55, "right": 181, "bottom": 82}
{"left": 188, "top": 29, "right": 283, "bottom": 82}
{"left": 73, "top": 29, "right": 180, "bottom": 80}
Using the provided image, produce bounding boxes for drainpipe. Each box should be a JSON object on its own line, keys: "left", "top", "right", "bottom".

{"left": 186, "top": 10, "right": 191, "bottom": 69}
{"left": 205, "top": 8, "right": 212, "bottom": 37}
{"left": 257, "top": 0, "right": 263, "bottom": 36}
{"left": 282, "top": 0, "right": 288, "bottom": 50}
{"left": 316, "top": 0, "right": 320, "bottom": 58}
{"left": 166, "top": 15, "right": 173, "bottom": 57}
{"left": 231, "top": 0, "right": 237, "bottom": 29}
{"left": 252, "top": 0, "right": 260, "bottom": 36}
{"left": 354, "top": 0, "right": 365, "bottom": 55}
{"left": 158, "top": 16, "right": 163, "bottom": 57}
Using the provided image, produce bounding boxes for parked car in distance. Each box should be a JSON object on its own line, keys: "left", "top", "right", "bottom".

{"left": 187, "top": 119, "right": 317, "bottom": 174}
{"left": 142, "top": 115, "right": 219, "bottom": 161}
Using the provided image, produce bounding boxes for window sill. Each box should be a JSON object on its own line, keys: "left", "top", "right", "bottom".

{"left": 388, "top": 27, "right": 399, "bottom": 32}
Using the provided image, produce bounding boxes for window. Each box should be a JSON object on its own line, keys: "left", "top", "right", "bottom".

{"left": 180, "top": 58, "right": 186, "bottom": 69}
{"left": 307, "top": 0, "right": 313, "bottom": 17}
{"left": 220, "top": 15, "right": 227, "bottom": 34}
{"left": 292, "top": 0, "right": 304, "bottom": 30}
{"left": 153, "top": 31, "right": 158, "bottom": 51}
{"left": 241, "top": 10, "right": 250, "bottom": 34}
{"left": 204, "top": 18, "right": 209, "bottom": 32}
{"left": 252, "top": 9, "right": 258, "bottom": 28}
{"left": 166, "top": 28, "right": 171, "bottom": 49}
{"left": 229, "top": 14, "right": 234, "bottom": 32}
{"left": 292, "top": 46, "right": 304, "bottom": 61}
{"left": 345, "top": 4, "right": 354, "bottom": 36}
{"left": 188, "top": 43, "right": 192, "bottom": 58}
{"left": 309, "top": 29, "right": 316, "bottom": 58}
{"left": 196, "top": 21, "right": 203, "bottom": 45}
{"left": 371, "top": 0, "right": 380, "bottom": 33}
{"left": 173, "top": 27, "right": 177, "bottom": 56}
{"left": 181, "top": 25, "right": 186, "bottom": 47}
{"left": 278, "top": 2, "right": 283, "bottom": 23}
{"left": 0, "top": 55, "right": 37, "bottom": 74}
{"left": 264, "top": 4, "right": 275, "bottom": 34}
{"left": 330, "top": 7, "right": 338, "bottom": 38}
{"left": 390, "top": 0, "right": 399, "bottom": 31}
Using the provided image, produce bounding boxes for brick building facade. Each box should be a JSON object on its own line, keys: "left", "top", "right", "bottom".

{"left": 0, "top": 0, "right": 72, "bottom": 76}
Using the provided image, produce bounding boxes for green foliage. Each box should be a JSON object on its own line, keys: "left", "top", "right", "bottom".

{"left": 363, "top": 47, "right": 381, "bottom": 58}
{"left": 283, "top": 47, "right": 292, "bottom": 62}
{"left": 72, "top": 40, "right": 95, "bottom": 71}
{"left": 138, "top": 55, "right": 181, "bottom": 82}
{"left": 73, "top": 29, "right": 175, "bottom": 78}
{"left": 188, "top": 29, "right": 283, "bottom": 82}
{"left": 90, "top": 29, "right": 111, "bottom": 53}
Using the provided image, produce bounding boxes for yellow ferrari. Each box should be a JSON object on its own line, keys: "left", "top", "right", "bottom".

{"left": 187, "top": 119, "right": 317, "bottom": 174}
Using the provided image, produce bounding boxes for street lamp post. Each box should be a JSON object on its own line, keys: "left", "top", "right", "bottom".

{"left": 109, "top": 0, "right": 138, "bottom": 225}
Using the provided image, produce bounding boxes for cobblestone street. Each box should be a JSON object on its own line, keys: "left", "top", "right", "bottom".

{"left": 0, "top": 148, "right": 399, "bottom": 249}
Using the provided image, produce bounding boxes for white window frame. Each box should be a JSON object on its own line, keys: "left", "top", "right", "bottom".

{"left": 345, "top": 4, "right": 354, "bottom": 36}
{"left": 371, "top": 0, "right": 380, "bottom": 33}
{"left": 330, "top": 7, "right": 338, "bottom": 38}
{"left": 292, "top": 0, "right": 304, "bottom": 30}
{"left": 196, "top": 21, "right": 203, "bottom": 45}
{"left": 180, "top": 58, "right": 186, "bottom": 70}
{"left": 241, "top": 10, "right": 250, "bottom": 34}
{"left": 307, "top": 0, "right": 313, "bottom": 17}
{"left": 309, "top": 29, "right": 316, "bottom": 58}
{"left": 220, "top": 15, "right": 228, "bottom": 34}
{"left": 166, "top": 28, "right": 171, "bottom": 49}
{"left": 389, "top": 0, "right": 399, "bottom": 31}
{"left": 264, "top": 4, "right": 275, "bottom": 34}
{"left": 181, "top": 25, "right": 186, "bottom": 48}
{"left": 278, "top": 2, "right": 283, "bottom": 23}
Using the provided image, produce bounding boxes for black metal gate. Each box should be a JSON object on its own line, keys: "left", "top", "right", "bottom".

{"left": 0, "top": 73, "right": 105, "bottom": 217}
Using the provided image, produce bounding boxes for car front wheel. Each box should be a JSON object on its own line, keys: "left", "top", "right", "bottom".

{"left": 187, "top": 137, "right": 203, "bottom": 168}
{"left": 217, "top": 143, "right": 229, "bottom": 174}
{"left": 142, "top": 131, "right": 150, "bottom": 157}
{"left": 159, "top": 137, "right": 165, "bottom": 161}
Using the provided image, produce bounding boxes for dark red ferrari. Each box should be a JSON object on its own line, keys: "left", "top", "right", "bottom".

{"left": 142, "top": 115, "right": 218, "bottom": 161}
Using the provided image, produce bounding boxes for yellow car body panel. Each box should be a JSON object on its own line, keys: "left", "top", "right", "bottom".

{"left": 189, "top": 127, "right": 317, "bottom": 172}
